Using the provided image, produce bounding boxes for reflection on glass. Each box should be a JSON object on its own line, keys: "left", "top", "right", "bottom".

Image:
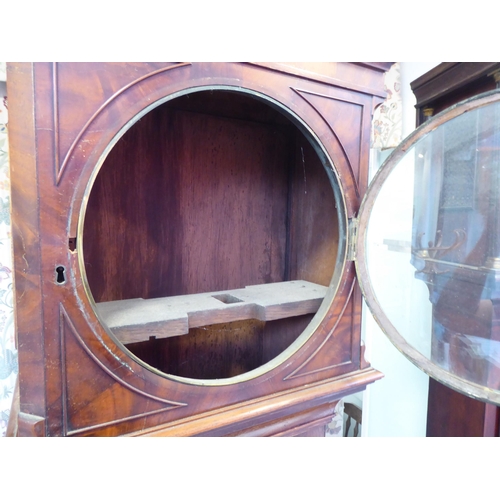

{"left": 367, "top": 98, "right": 500, "bottom": 395}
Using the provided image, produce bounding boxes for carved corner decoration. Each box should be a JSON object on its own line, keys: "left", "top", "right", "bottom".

{"left": 292, "top": 87, "right": 365, "bottom": 199}
{"left": 59, "top": 303, "right": 186, "bottom": 436}
{"left": 284, "top": 279, "right": 357, "bottom": 381}
{"left": 52, "top": 62, "right": 192, "bottom": 185}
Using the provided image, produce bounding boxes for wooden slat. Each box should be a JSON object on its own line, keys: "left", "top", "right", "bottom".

{"left": 96, "top": 280, "right": 327, "bottom": 344}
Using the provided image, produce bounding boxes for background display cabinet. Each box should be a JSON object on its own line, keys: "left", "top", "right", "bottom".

{"left": 411, "top": 63, "right": 500, "bottom": 436}
{"left": 353, "top": 65, "right": 500, "bottom": 437}
{"left": 7, "top": 62, "right": 389, "bottom": 437}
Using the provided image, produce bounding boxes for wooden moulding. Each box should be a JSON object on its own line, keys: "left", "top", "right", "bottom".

{"left": 95, "top": 280, "right": 327, "bottom": 344}
{"left": 126, "top": 368, "right": 383, "bottom": 437}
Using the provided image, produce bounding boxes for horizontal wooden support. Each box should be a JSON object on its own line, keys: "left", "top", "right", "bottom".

{"left": 96, "top": 280, "right": 328, "bottom": 345}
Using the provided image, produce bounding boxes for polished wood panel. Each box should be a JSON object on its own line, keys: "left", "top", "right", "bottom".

{"left": 427, "top": 379, "right": 499, "bottom": 437}
{"left": 6, "top": 64, "right": 47, "bottom": 426}
{"left": 8, "top": 62, "right": 387, "bottom": 436}
{"left": 84, "top": 95, "right": 291, "bottom": 301}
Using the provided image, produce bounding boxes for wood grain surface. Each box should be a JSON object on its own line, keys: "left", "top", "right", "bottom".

{"left": 8, "top": 62, "right": 387, "bottom": 436}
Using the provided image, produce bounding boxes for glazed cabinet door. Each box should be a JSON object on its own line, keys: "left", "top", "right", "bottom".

{"left": 357, "top": 89, "right": 500, "bottom": 406}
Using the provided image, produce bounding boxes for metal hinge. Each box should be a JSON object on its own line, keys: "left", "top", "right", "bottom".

{"left": 346, "top": 218, "right": 358, "bottom": 261}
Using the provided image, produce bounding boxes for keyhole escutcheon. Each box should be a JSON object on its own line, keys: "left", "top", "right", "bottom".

{"left": 56, "top": 265, "right": 66, "bottom": 284}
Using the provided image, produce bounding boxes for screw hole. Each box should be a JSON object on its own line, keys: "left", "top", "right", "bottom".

{"left": 56, "top": 266, "right": 66, "bottom": 284}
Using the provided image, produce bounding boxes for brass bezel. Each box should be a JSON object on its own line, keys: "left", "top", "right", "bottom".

{"left": 77, "top": 85, "right": 349, "bottom": 387}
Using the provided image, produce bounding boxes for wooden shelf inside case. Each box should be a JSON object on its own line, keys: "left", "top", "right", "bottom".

{"left": 95, "top": 280, "right": 328, "bottom": 345}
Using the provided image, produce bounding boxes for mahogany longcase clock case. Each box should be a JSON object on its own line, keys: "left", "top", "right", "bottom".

{"left": 7, "top": 62, "right": 390, "bottom": 437}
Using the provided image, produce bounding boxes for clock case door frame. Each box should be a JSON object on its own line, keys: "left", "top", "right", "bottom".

{"left": 8, "top": 62, "right": 387, "bottom": 436}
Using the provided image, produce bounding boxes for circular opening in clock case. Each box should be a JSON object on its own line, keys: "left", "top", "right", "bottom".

{"left": 80, "top": 87, "right": 346, "bottom": 383}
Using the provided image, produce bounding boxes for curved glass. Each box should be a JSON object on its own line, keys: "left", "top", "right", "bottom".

{"left": 357, "top": 90, "right": 500, "bottom": 404}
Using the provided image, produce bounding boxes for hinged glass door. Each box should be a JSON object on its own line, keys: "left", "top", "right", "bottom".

{"left": 357, "top": 90, "right": 500, "bottom": 404}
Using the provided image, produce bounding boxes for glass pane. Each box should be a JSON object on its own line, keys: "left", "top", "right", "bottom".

{"left": 361, "top": 92, "right": 500, "bottom": 403}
